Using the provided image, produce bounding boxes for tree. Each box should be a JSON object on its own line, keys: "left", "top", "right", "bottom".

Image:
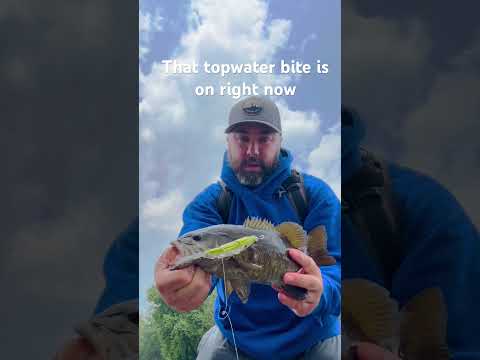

{"left": 140, "top": 287, "right": 216, "bottom": 360}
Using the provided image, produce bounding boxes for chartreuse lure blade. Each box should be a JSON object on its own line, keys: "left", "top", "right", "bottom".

{"left": 205, "top": 235, "right": 258, "bottom": 257}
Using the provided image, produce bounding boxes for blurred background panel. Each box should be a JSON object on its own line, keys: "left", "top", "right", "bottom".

{"left": 1, "top": 0, "right": 138, "bottom": 357}
{"left": 343, "top": 0, "right": 480, "bottom": 227}
{"left": 342, "top": 1, "right": 480, "bottom": 358}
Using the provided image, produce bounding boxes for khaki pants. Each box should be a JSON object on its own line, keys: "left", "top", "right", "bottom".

{"left": 196, "top": 326, "right": 341, "bottom": 360}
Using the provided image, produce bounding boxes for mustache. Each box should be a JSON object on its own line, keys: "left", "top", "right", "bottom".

{"left": 242, "top": 158, "right": 265, "bottom": 167}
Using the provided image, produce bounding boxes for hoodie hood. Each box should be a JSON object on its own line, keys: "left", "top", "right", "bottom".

{"left": 341, "top": 106, "right": 365, "bottom": 182}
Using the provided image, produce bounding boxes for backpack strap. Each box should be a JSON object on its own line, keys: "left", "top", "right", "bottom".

{"left": 281, "top": 169, "right": 309, "bottom": 224}
{"left": 216, "top": 169, "right": 309, "bottom": 225}
{"left": 342, "top": 149, "right": 402, "bottom": 290}
{"left": 217, "top": 180, "right": 232, "bottom": 224}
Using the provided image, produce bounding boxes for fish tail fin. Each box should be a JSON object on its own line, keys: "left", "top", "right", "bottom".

{"left": 399, "top": 287, "right": 450, "bottom": 360}
{"left": 342, "top": 279, "right": 398, "bottom": 344}
{"left": 307, "top": 225, "right": 336, "bottom": 266}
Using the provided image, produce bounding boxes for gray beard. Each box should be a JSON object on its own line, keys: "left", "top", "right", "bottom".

{"left": 235, "top": 159, "right": 278, "bottom": 187}
{"left": 237, "top": 172, "right": 264, "bottom": 186}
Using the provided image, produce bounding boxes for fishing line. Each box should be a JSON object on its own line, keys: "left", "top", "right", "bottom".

{"left": 221, "top": 257, "right": 240, "bottom": 360}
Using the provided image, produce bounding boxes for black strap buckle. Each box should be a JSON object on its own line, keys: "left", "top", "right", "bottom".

{"left": 277, "top": 188, "right": 288, "bottom": 198}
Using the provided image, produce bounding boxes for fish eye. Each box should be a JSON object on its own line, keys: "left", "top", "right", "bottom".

{"left": 192, "top": 235, "right": 201, "bottom": 241}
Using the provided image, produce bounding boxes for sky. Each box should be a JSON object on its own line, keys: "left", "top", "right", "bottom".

{"left": 138, "top": 0, "right": 341, "bottom": 311}
{"left": 342, "top": 0, "right": 480, "bottom": 229}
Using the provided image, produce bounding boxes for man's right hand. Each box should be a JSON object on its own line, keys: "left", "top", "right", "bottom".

{"left": 352, "top": 342, "right": 401, "bottom": 360}
{"left": 54, "top": 337, "right": 101, "bottom": 360}
{"left": 154, "top": 246, "right": 212, "bottom": 312}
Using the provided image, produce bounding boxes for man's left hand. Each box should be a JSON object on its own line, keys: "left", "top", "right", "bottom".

{"left": 275, "top": 248, "right": 323, "bottom": 317}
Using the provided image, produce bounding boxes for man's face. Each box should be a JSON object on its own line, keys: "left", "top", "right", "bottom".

{"left": 227, "top": 123, "right": 282, "bottom": 186}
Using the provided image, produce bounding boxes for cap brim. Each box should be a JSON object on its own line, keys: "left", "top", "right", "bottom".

{"left": 225, "top": 120, "right": 281, "bottom": 134}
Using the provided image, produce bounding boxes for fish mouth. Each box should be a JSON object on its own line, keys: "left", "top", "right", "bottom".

{"left": 172, "top": 236, "right": 207, "bottom": 260}
{"left": 172, "top": 239, "right": 195, "bottom": 257}
{"left": 169, "top": 241, "right": 196, "bottom": 270}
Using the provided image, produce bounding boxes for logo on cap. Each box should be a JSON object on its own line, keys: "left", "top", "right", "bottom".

{"left": 242, "top": 103, "right": 263, "bottom": 116}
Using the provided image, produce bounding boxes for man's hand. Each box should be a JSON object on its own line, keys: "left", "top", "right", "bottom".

{"left": 351, "top": 342, "right": 401, "bottom": 360}
{"left": 155, "top": 246, "right": 211, "bottom": 312}
{"left": 54, "top": 337, "right": 101, "bottom": 360}
{"left": 275, "top": 248, "right": 323, "bottom": 317}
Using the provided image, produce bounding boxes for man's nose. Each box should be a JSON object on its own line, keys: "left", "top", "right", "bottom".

{"left": 246, "top": 140, "right": 260, "bottom": 156}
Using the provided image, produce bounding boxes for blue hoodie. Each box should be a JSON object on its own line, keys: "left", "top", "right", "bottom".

{"left": 178, "top": 149, "right": 341, "bottom": 360}
{"left": 342, "top": 111, "right": 480, "bottom": 359}
{"left": 95, "top": 217, "right": 139, "bottom": 314}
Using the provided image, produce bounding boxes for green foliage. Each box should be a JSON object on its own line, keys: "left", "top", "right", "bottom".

{"left": 140, "top": 287, "right": 216, "bottom": 360}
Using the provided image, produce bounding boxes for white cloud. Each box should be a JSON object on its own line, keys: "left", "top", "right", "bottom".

{"left": 139, "top": 46, "right": 150, "bottom": 60}
{"left": 140, "top": 0, "right": 298, "bottom": 215}
{"left": 307, "top": 124, "right": 341, "bottom": 198}
{"left": 299, "top": 33, "right": 317, "bottom": 53}
{"left": 139, "top": 7, "right": 164, "bottom": 61}
{"left": 139, "top": 8, "right": 163, "bottom": 34}
{"left": 280, "top": 103, "right": 320, "bottom": 136}
{"left": 140, "top": 127, "right": 155, "bottom": 143}
{"left": 142, "top": 190, "right": 186, "bottom": 232}
{"left": 139, "top": 66, "right": 187, "bottom": 126}
{"left": 179, "top": 0, "right": 290, "bottom": 63}
{"left": 276, "top": 100, "right": 322, "bottom": 163}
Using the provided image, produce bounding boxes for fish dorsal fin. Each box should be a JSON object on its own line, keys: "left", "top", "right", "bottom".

{"left": 231, "top": 278, "right": 251, "bottom": 304}
{"left": 225, "top": 280, "right": 234, "bottom": 298}
{"left": 275, "top": 222, "right": 306, "bottom": 249}
{"left": 342, "top": 279, "right": 398, "bottom": 343}
{"left": 243, "top": 217, "right": 275, "bottom": 231}
{"left": 399, "top": 287, "right": 449, "bottom": 359}
{"left": 307, "top": 226, "right": 336, "bottom": 266}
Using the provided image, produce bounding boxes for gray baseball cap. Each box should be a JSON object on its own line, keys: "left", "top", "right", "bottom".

{"left": 225, "top": 95, "right": 282, "bottom": 134}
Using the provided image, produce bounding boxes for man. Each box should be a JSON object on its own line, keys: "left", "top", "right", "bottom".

{"left": 155, "top": 95, "right": 341, "bottom": 360}
{"left": 341, "top": 107, "right": 480, "bottom": 359}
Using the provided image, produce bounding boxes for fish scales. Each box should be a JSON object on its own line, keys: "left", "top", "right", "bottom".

{"left": 170, "top": 218, "right": 336, "bottom": 303}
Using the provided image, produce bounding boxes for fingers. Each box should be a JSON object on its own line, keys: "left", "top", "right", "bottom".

{"left": 279, "top": 250, "right": 324, "bottom": 317}
{"left": 278, "top": 273, "right": 321, "bottom": 317}
{"left": 155, "top": 246, "right": 196, "bottom": 293}
{"left": 154, "top": 246, "right": 211, "bottom": 312}
{"left": 283, "top": 272, "right": 321, "bottom": 292}
{"left": 174, "top": 267, "right": 212, "bottom": 311}
{"left": 271, "top": 283, "right": 282, "bottom": 292}
{"left": 158, "top": 246, "right": 181, "bottom": 267}
{"left": 54, "top": 337, "right": 99, "bottom": 360}
{"left": 288, "top": 248, "right": 320, "bottom": 276}
{"left": 278, "top": 292, "right": 311, "bottom": 317}
{"left": 156, "top": 266, "right": 210, "bottom": 312}
{"left": 155, "top": 261, "right": 195, "bottom": 294}
{"left": 353, "top": 342, "right": 401, "bottom": 360}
